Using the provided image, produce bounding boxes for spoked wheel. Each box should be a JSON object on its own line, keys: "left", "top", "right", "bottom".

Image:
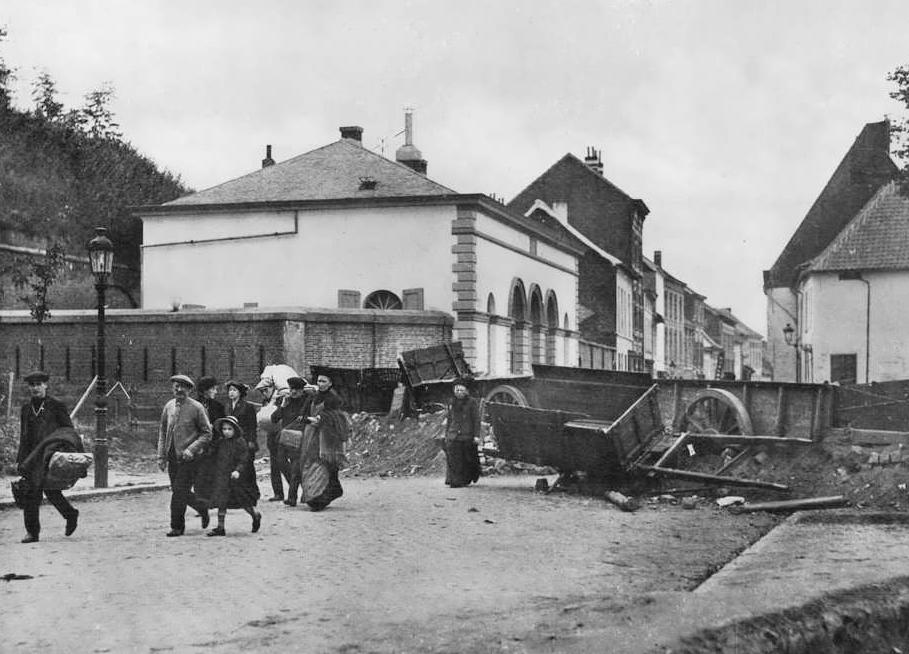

{"left": 679, "top": 388, "right": 753, "bottom": 436}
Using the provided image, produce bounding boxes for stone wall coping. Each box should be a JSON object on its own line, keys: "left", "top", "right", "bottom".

{"left": 0, "top": 307, "right": 454, "bottom": 327}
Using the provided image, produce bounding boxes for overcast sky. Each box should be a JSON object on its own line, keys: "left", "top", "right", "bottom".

{"left": 3, "top": 0, "right": 909, "bottom": 334}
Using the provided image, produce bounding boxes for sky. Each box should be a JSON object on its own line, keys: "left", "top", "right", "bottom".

{"left": 3, "top": 0, "right": 909, "bottom": 336}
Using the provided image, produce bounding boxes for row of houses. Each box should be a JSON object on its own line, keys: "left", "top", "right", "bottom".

{"left": 3, "top": 112, "right": 765, "bottom": 381}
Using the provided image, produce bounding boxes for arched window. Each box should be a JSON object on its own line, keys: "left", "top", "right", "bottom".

{"left": 529, "top": 286, "right": 544, "bottom": 365}
{"left": 545, "top": 291, "right": 559, "bottom": 365}
{"left": 508, "top": 280, "right": 527, "bottom": 374}
{"left": 487, "top": 293, "right": 496, "bottom": 315}
{"left": 486, "top": 293, "right": 496, "bottom": 374}
{"left": 363, "top": 290, "right": 403, "bottom": 310}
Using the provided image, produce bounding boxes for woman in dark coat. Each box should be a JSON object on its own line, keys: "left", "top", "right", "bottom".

{"left": 193, "top": 376, "right": 225, "bottom": 514}
{"left": 207, "top": 416, "right": 262, "bottom": 536}
{"left": 224, "top": 380, "right": 259, "bottom": 489}
{"left": 443, "top": 379, "right": 482, "bottom": 488}
{"left": 299, "top": 374, "right": 348, "bottom": 511}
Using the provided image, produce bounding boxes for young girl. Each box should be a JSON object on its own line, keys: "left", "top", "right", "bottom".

{"left": 208, "top": 416, "right": 262, "bottom": 536}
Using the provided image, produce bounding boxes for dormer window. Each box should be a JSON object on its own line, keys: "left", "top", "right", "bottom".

{"left": 358, "top": 176, "right": 378, "bottom": 190}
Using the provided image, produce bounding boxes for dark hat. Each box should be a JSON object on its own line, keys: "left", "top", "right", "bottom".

{"left": 24, "top": 370, "right": 49, "bottom": 383}
{"left": 224, "top": 379, "right": 249, "bottom": 395}
{"left": 453, "top": 377, "right": 472, "bottom": 388}
{"left": 286, "top": 376, "right": 307, "bottom": 390}
{"left": 213, "top": 415, "right": 243, "bottom": 438}
{"left": 169, "top": 374, "right": 195, "bottom": 388}
{"left": 197, "top": 376, "right": 219, "bottom": 393}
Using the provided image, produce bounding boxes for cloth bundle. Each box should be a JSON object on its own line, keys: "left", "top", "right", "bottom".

{"left": 44, "top": 451, "right": 93, "bottom": 490}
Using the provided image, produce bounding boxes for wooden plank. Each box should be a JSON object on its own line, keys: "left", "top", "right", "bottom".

{"left": 732, "top": 496, "right": 847, "bottom": 513}
{"left": 651, "top": 432, "right": 690, "bottom": 468}
{"left": 714, "top": 447, "right": 752, "bottom": 475}
{"left": 637, "top": 465, "right": 790, "bottom": 491}
{"left": 683, "top": 434, "right": 814, "bottom": 445}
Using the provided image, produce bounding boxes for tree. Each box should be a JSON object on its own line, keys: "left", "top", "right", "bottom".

{"left": 80, "top": 83, "right": 122, "bottom": 141}
{"left": 0, "top": 27, "right": 15, "bottom": 111}
{"left": 4, "top": 242, "right": 67, "bottom": 324}
{"left": 31, "top": 70, "right": 64, "bottom": 122}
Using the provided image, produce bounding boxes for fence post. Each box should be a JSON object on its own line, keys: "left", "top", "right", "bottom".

{"left": 6, "top": 371, "right": 13, "bottom": 419}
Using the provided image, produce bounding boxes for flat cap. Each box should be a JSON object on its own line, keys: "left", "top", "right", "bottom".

{"left": 286, "top": 376, "right": 307, "bottom": 390}
{"left": 169, "top": 374, "right": 195, "bottom": 388}
{"left": 24, "top": 370, "right": 50, "bottom": 383}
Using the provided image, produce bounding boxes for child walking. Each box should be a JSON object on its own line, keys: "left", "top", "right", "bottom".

{"left": 208, "top": 416, "right": 262, "bottom": 536}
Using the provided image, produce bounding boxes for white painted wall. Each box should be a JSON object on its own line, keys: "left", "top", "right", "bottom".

{"left": 800, "top": 270, "right": 909, "bottom": 383}
{"left": 615, "top": 269, "right": 634, "bottom": 370}
{"left": 142, "top": 205, "right": 455, "bottom": 310}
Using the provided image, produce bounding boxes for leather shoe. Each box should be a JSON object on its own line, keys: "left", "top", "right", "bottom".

{"left": 251, "top": 512, "right": 262, "bottom": 533}
{"left": 199, "top": 511, "right": 210, "bottom": 529}
{"left": 283, "top": 499, "right": 297, "bottom": 507}
{"left": 267, "top": 497, "right": 284, "bottom": 502}
{"left": 166, "top": 529, "right": 184, "bottom": 537}
{"left": 206, "top": 527, "right": 225, "bottom": 537}
{"left": 65, "top": 510, "right": 79, "bottom": 537}
{"left": 21, "top": 533, "right": 39, "bottom": 543}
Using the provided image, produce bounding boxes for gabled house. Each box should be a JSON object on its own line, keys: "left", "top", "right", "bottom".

{"left": 136, "top": 121, "right": 585, "bottom": 376}
{"left": 796, "top": 181, "right": 909, "bottom": 383}
{"left": 764, "top": 121, "right": 897, "bottom": 380}
{"left": 508, "top": 148, "right": 649, "bottom": 371}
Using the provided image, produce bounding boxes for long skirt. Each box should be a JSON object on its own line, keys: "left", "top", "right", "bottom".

{"left": 444, "top": 439, "right": 481, "bottom": 487}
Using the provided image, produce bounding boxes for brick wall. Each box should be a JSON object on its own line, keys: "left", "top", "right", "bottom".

{"left": 0, "top": 307, "right": 453, "bottom": 406}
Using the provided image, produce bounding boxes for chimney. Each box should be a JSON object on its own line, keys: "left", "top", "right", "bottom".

{"left": 395, "top": 108, "right": 428, "bottom": 175}
{"left": 654, "top": 250, "right": 662, "bottom": 267}
{"left": 261, "top": 144, "right": 275, "bottom": 168}
{"left": 584, "top": 146, "right": 603, "bottom": 175}
{"left": 340, "top": 125, "right": 364, "bottom": 144}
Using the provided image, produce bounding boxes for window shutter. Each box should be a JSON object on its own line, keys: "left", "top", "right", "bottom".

{"left": 402, "top": 288, "right": 424, "bottom": 310}
{"left": 338, "top": 290, "right": 361, "bottom": 309}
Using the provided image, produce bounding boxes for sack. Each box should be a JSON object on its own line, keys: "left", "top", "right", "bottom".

{"left": 278, "top": 428, "right": 304, "bottom": 450}
{"left": 11, "top": 477, "right": 31, "bottom": 508}
{"left": 44, "top": 451, "right": 93, "bottom": 490}
{"left": 300, "top": 461, "right": 329, "bottom": 502}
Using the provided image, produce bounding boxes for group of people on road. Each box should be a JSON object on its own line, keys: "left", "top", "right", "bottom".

{"left": 14, "top": 368, "right": 482, "bottom": 544}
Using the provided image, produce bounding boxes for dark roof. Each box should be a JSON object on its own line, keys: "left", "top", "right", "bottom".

{"left": 165, "top": 139, "right": 456, "bottom": 207}
{"left": 808, "top": 181, "right": 909, "bottom": 273}
{"left": 765, "top": 121, "right": 897, "bottom": 289}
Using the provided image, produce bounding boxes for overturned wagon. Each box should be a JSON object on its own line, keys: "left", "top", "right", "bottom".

{"left": 484, "top": 368, "right": 834, "bottom": 492}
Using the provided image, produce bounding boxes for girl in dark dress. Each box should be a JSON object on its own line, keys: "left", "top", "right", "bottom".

{"left": 444, "top": 379, "right": 482, "bottom": 487}
{"left": 207, "top": 416, "right": 262, "bottom": 536}
{"left": 224, "top": 380, "right": 259, "bottom": 491}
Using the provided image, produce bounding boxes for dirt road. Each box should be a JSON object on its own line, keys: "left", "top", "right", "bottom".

{"left": 1, "top": 475, "right": 775, "bottom": 653}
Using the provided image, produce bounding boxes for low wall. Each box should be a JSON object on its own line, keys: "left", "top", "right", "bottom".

{"left": 0, "top": 307, "right": 452, "bottom": 408}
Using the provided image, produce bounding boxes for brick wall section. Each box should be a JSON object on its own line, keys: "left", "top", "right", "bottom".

{"left": 0, "top": 308, "right": 453, "bottom": 405}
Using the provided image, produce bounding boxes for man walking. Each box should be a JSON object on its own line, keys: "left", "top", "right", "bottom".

{"left": 16, "top": 371, "right": 80, "bottom": 543}
{"left": 270, "top": 376, "right": 311, "bottom": 506}
{"left": 157, "top": 374, "right": 213, "bottom": 537}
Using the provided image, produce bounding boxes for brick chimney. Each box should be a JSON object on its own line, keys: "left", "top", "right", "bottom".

{"left": 654, "top": 250, "right": 662, "bottom": 267}
{"left": 261, "top": 144, "right": 275, "bottom": 168}
{"left": 340, "top": 125, "right": 364, "bottom": 144}
{"left": 584, "top": 146, "right": 603, "bottom": 175}
{"left": 395, "top": 109, "right": 428, "bottom": 175}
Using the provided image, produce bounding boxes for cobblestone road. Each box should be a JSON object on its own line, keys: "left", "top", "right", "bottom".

{"left": 1, "top": 475, "right": 775, "bottom": 653}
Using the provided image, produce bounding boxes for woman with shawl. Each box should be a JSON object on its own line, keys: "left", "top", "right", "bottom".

{"left": 299, "top": 373, "right": 348, "bottom": 511}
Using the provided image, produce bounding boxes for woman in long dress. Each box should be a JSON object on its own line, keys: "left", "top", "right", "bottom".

{"left": 299, "top": 374, "right": 348, "bottom": 511}
{"left": 443, "top": 379, "right": 482, "bottom": 488}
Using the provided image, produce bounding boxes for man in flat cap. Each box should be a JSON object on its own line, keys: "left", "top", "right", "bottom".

{"left": 16, "top": 371, "right": 79, "bottom": 543}
{"left": 157, "top": 374, "right": 213, "bottom": 536}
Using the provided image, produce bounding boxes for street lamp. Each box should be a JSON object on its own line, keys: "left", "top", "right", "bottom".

{"left": 87, "top": 226, "right": 114, "bottom": 488}
{"left": 782, "top": 322, "right": 800, "bottom": 383}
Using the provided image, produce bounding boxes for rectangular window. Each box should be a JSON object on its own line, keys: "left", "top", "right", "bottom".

{"left": 338, "top": 289, "right": 361, "bottom": 309}
{"left": 402, "top": 288, "right": 425, "bottom": 310}
{"left": 830, "top": 354, "right": 857, "bottom": 385}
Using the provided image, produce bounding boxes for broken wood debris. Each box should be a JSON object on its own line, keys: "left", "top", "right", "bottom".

{"left": 730, "top": 495, "right": 848, "bottom": 514}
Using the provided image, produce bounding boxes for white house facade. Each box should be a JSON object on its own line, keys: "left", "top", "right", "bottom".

{"left": 137, "top": 125, "right": 583, "bottom": 377}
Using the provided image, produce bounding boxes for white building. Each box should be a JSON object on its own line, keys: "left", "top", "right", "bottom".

{"left": 795, "top": 181, "right": 909, "bottom": 383}
{"left": 137, "top": 123, "right": 583, "bottom": 377}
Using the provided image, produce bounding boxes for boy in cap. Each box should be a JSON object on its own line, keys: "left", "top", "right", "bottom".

{"left": 157, "top": 374, "right": 213, "bottom": 536}
{"left": 16, "top": 371, "right": 80, "bottom": 543}
{"left": 270, "top": 376, "right": 311, "bottom": 506}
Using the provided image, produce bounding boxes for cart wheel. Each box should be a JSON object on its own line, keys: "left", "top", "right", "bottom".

{"left": 483, "top": 384, "right": 529, "bottom": 407}
{"left": 680, "top": 388, "right": 753, "bottom": 435}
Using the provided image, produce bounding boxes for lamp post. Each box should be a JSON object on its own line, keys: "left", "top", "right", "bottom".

{"left": 87, "top": 227, "right": 114, "bottom": 488}
{"left": 782, "top": 322, "right": 800, "bottom": 383}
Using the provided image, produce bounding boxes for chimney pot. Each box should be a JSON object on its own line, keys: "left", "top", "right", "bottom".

{"left": 261, "top": 144, "right": 275, "bottom": 168}
{"left": 395, "top": 109, "right": 428, "bottom": 175}
{"left": 583, "top": 146, "right": 604, "bottom": 176}
{"left": 339, "top": 125, "right": 364, "bottom": 143}
{"left": 654, "top": 250, "right": 662, "bottom": 267}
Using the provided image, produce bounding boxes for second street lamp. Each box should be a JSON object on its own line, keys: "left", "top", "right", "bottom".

{"left": 782, "top": 322, "right": 800, "bottom": 383}
{"left": 87, "top": 226, "right": 114, "bottom": 489}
